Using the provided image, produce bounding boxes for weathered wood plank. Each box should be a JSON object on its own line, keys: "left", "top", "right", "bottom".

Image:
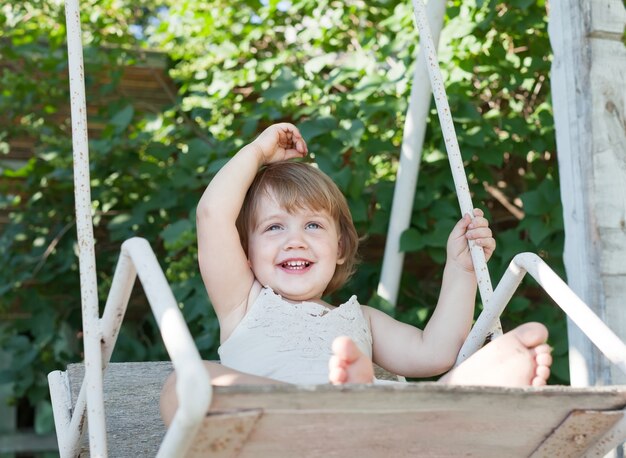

{"left": 530, "top": 410, "right": 624, "bottom": 457}
{"left": 64, "top": 362, "right": 626, "bottom": 458}
{"left": 187, "top": 410, "right": 262, "bottom": 458}
{"left": 589, "top": 0, "right": 626, "bottom": 35}
{"left": 68, "top": 362, "right": 171, "bottom": 457}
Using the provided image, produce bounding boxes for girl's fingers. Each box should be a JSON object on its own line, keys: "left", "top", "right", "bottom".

{"left": 466, "top": 227, "right": 492, "bottom": 240}
{"left": 475, "top": 237, "right": 496, "bottom": 249}
{"left": 279, "top": 126, "right": 307, "bottom": 155}
{"left": 473, "top": 237, "right": 496, "bottom": 262}
{"left": 468, "top": 216, "right": 489, "bottom": 229}
{"left": 297, "top": 139, "right": 308, "bottom": 154}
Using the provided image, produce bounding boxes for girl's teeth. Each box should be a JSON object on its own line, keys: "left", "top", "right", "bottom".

{"left": 283, "top": 261, "right": 310, "bottom": 268}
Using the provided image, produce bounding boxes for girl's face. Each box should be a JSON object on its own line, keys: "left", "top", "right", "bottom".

{"left": 247, "top": 192, "right": 345, "bottom": 302}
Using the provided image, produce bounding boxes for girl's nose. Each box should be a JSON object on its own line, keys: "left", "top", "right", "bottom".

{"left": 284, "top": 231, "right": 308, "bottom": 250}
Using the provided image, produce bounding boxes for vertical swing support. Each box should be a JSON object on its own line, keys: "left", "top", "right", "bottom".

{"left": 62, "top": 0, "right": 107, "bottom": 455}
{"left": 406, "top": 0, "right": 503, "bottom": 346}
{"left": 49, "top": 1, "right": 213, "bottom": 457}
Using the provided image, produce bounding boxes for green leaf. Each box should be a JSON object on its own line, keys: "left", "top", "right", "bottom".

{"left": 349, "top": 198, "right": 368, "bottom": 223}
{"left": 520, "top": 189, "right": 551, "bottom": 215}
{"left": 304, "top": 53, "right": 338, "bottom": 76}
{"left": 523, "top": 217, "right": 555, "bottom": 246}
{"left": 109, "top": 105, "right": 134, "bottom": 130}
{"left": 298, "top": 117, "right": 338, "bottom": 141}
{"left": 263, "top": 68, "right": 301, "bottom": 101}
{"left": 428, "top": 199, "right": 459, "bottom": 221}
{"left": 161, "top": 219, "right": 194, "bottom": 250}
{"left": 400, "top": 228, "right": 425, "bottom": 252}
{"left": 507, "top": 296, "right": 531, "bottom": 313}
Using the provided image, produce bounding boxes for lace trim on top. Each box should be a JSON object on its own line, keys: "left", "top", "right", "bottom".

{"left": 218, "top": 287, "right": 373, "bottom": 383}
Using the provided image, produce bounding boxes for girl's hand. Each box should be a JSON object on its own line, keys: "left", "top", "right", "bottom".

{"left": 250, "top": 123, "right": 308, "bottom": 164}
{"left": 446, "top": 208, "right": 496, "bottom": 272}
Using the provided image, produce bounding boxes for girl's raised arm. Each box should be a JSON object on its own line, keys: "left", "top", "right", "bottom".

{"left": 196, "top": 124, "right": 307, "bottom": 333}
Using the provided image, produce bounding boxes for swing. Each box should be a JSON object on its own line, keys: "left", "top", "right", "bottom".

{"left": 48, "top": 0, "right": 626, "bottom": 456}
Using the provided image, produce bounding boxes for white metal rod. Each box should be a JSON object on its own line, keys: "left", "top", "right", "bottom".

{"left": 100, "top": 251, "right": 136, "bottom": 362}
{"left": 66, "top": 383, "right": 88, "bottom": 456}
{"left": 59, "top": 251, "right": 137, "bottom": 458}
{"left": 457, "top": 252, "right": 626, "bottom": 375}
{"left": 57, "top": 253, "right": 135, "bottom": 458}
{"left": 48, "top": 371, "right": 82, "bottom": 458}
{"left": 377, "top": 0, "right": 447, "bottom": 306}
{"left": 64, "top": 0, "right": 107, "bottom": 456}
{"left": 519, "top": 253, "right": 626, "bottom": 373}
{"left": 455, "top": 257, "right": 525, "bottom": 364}
{"left": 122, "top": 238, "right": 212, "bottom": 458}
{"left": 410, "top": 0, "right": 502, "bottom": 337}
{"left": 55, "top": 238, "right": 213, "bottom": 457}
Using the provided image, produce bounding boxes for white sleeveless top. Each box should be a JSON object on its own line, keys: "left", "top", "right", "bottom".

{"left": 218, "top": 287, "right": 373, "bottom": 384}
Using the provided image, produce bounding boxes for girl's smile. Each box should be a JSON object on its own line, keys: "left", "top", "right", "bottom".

{"left": 278, "top": 258, "right": 313, "bottom": 272}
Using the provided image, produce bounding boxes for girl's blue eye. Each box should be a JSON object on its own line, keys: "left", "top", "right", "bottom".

{"left": 306, "top": 222, "right": 321, "bottom": 230}
{"left": 266, "top": 224, "right": 282, "bottom": 231}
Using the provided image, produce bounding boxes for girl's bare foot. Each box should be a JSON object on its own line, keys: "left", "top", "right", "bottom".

{"left": 329, "top": 323, "right": 551, "bottom": 387}
{"left": 329, "top": 336, "right": 375, "bottom": 384}
{"left": 440, "top": 322, "right": 552, "bottom": 387}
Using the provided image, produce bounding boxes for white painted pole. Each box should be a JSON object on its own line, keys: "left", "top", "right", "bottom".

{"left": 47, "top": 371, "right": 80, "bottom": 457}
{"left": 456, "top": 253, "right": 626, "bottom": 374}
{"left": 64, "top": 0, "right": 107, "bottom": 456}
{"left": 377, "top": 0, "right": 447, "bottom": 306}
{"left": 410, "top": 0, "right": 502, "bottom": 338}
{"left": 121, "top": 238, "right": 212, "bottom": 458}
{"left": 50, "top": 238, "right": 212, "bottom": 457}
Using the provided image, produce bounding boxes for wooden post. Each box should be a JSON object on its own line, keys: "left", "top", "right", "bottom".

{"left": 549, "top": 0, "right": 626, "bottom": 390}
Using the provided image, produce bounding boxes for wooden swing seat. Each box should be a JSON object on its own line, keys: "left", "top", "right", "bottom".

{"left": 52, "top": 361, "right": 626, "bottom": 458}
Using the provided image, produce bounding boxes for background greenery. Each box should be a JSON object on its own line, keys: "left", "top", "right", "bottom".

{"left": 0, "top": 0, "right": 567, "bottom": 436}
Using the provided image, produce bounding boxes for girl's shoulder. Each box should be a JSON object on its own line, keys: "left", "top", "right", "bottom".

{"left": 360, "top": 304, "right": 392, "bottom": 325}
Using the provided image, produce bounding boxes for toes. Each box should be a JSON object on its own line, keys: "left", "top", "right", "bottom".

{"left": 532, "top": 342, "right": 552, "bottom": 386}
{"left": 536, "top": 364, "right": 551, "bottom": 379}
{"left": 332, "top": 336, "right": 361, "bottom": 363}
{"left": 534, "top": 343, "right": 552, "bottom": 355}
{"left": 328, "top": 355, "right": 347, "bottom": 385}
{"left": 328, "top": 354, "right": 344, "bottom": 370}
{"left": 329, "top": 366, "right": 347, "bottom": 385}
{"left": 535, "top": 352, "right": 553, "bottom": 368}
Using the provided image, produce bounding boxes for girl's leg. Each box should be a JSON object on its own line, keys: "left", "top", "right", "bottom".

{"left": 329, "top": 322, "right": 552, "bottom": 386}
{"left": 160, "top": 361, "right": 285, "bottom": 426}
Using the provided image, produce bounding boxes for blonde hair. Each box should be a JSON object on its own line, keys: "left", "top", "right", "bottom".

{"left": 236, "top": 161, "right": 359, "bottom": 295}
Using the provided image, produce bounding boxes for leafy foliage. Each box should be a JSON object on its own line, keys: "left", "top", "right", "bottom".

{"left": 0, "top": 0, "right": 568, "bottom": 426}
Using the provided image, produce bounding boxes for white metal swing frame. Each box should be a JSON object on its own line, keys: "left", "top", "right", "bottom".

{"left": 48, "top": 0, "right": 626, "bottom": 456}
